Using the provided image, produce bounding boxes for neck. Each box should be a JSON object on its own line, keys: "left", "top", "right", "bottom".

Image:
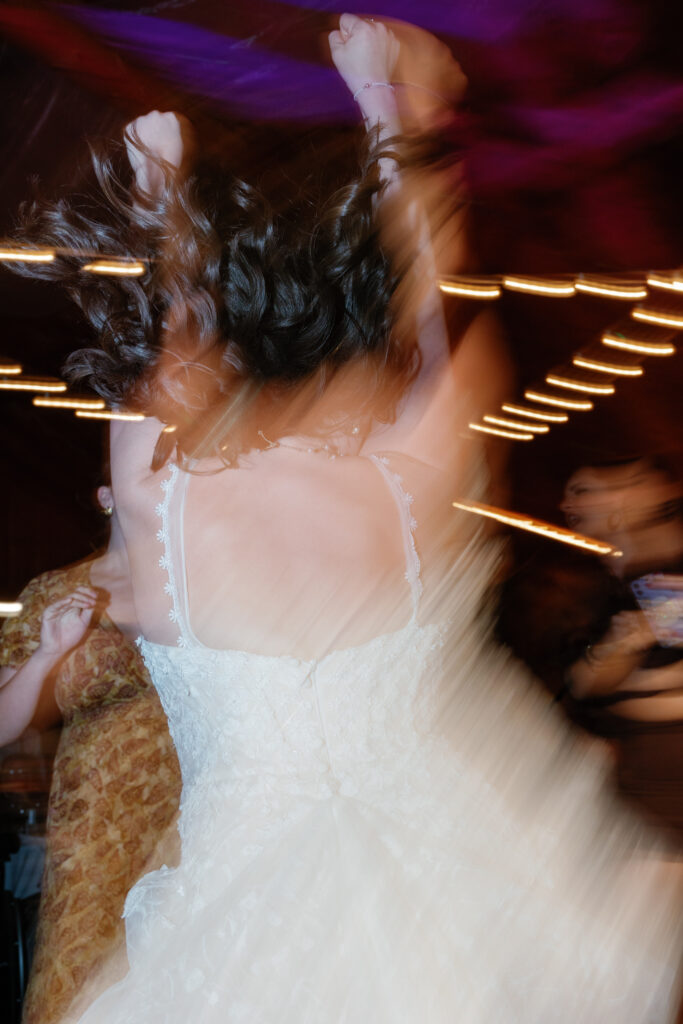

{"left": 93, "top": 515, "right": 130, "bottom": 579}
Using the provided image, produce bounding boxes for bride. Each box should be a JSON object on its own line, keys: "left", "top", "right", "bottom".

{"left": 22, "top": 14, "right": 683, "bottom": 1022}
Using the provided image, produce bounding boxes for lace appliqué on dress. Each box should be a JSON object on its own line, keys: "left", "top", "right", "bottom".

{"left": 368, "top": 455, "right": 423, "bottom": 617}
{"left": 155, "top": 462, "right": 187, "bottom": 648}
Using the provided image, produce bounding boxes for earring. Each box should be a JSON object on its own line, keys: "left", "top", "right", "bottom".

{"left": 102, "top": 506, "right": 114, "bottom": 518}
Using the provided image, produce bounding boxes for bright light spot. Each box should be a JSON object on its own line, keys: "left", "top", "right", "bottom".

{"left": 572, "top": 356, "right": 643, "bottom": 377}
{"left": 575, "top": 279, "right": 647, "bottom": 300}
{"left": 501, "top": 403, "right": 569, "bottom": 423}
{"left": 0, "top": 248, "right": 54, "bottom": 263}
{"left": 452, "top": 500, "right": 622, "bottom": 557}
{"left": 632, "top": 308, "right": 683, "bottom": 329}
{"left": 81, "top": 260, "right": 146, "bottom": 276}
{"left": 0, "top": 602, "right": 22, "bottom": 616}
{"left": 483, "top": 414, "right": 549, "bottom": 434}
{"left": 162, "top": 424, "right": 177, "bottom": 433}
{"left": 602, "top": 333, "right": 675, "bottom": 356}
{"left": 524, "top": 389, "right": 593, "bottom": 411}
{"left": 469, "top": 422, "right": 534, "bottom": 441}
{"left": 545, "top": 374, "right": 615, "bottom": 395}
{"left": 646, "top": 274, "right": 683, "bottom": 293}
{"left": 0, "top": 364, "right": 22, "bottom": 375}
{"left": 75, "top": 409, "right": 146, "bottom": 421}
{"left": 438, "top": 279, "right": 501, "bottom": 299}
{"left": 503, "top": 277, "right": 575, "bottom": 297}
{"left": 33, "top": 396, "right": 106, "bottom": 410}
{"left": 0, "top": 379, "right": 66, "bottom": 392}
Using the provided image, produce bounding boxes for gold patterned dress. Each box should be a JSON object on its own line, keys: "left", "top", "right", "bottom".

{"left": 0, "top": 560, "right": 181, "bottom": 1024}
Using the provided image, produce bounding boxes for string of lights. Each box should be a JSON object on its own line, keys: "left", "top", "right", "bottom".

{"left": 3, "top": 268, "right": 681, "bottom": 444}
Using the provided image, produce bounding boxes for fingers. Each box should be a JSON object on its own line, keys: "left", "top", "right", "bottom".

{"left": 43, "top": 588, "right": 98, "bottom": 619}
{"left": 339, "top": 12, "right": 362, "bottom": 40}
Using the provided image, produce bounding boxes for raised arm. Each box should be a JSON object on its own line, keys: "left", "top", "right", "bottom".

{"left": 330, "top": 16, "right": 502, "bottom": 471}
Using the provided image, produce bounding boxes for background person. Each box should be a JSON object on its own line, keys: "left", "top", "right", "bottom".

{"left": 0, "top": 484, "right": 181, "bottom": 1024}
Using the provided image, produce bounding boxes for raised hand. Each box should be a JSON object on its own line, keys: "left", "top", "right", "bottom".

{"left": 124, "top": 110, "right": 190, "bottom": 197}
{"left": 329, "top": 14, "right": 399, "bottom": 100}
{"left": 38, "top": 587, "right": 98, "bottom": 659}
{"left": 602, "top": 610, "right": 656, "bottom": 657}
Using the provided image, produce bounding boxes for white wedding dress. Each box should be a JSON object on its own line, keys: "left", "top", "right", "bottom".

{"left": 77, "top": 454, "right": 682, "bottom": 1023}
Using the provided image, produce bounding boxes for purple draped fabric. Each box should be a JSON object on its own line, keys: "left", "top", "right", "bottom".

{"left": 56, "top": 1, "right": 682, "bottom": 188}
{"left": 6, "top": 0, "right": 680, "bottom": 266}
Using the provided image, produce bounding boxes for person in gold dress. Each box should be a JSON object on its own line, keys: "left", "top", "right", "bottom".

{"left": 0, "top": 484, "right": 181, "bottom": 1023}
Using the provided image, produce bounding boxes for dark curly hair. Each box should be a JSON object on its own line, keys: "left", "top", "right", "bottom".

{"left": 14, "top": 127, "right": 419, "bottom": 463}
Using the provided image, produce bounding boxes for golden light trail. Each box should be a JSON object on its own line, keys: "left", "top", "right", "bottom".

{"left": 75, "top": 409, "right": 146, "bottom": 421}
{"left": 468, "top": 422, "right": 534, "bottom": 441}
{"left": 0, "top": 602, "right": 22, "bottom": 616}
{"left": 574, "top": 279, "right": 647, "bottom": 300}
{"left": 0, "top": 247, "right": 54, "bottom": 263}
{"left": 602, "top": 332, "right": 675, "bottom": 356}
{"left": 524, "top": 389, "right": 593, "bottom": 411}
{"left": 0, "top": 378, "right": 66, "bottom": 392}
{"left": 501, "top": 403, "right": 569, "bottom": 423}
{"left": 483, "top": 414, "right": 549, "bottom": 434}
{"left": 0, "top": 364, "right": 22, "bottom": 375}
{"left": 545, "top": 374, "right": 615, "bottom": 395}
{"left": 451, "top": 500, "right": 622, "bottom": 557}
{"left": 632, "top": 308, "right": 683, "bottom": 329}
{"left": 646, "top": 273, "right": 683, "bottom": 294}
{"left": 81, "top": 259, "right": 146, "bottom": 276}
{"left": 33, "top": 396, "right": 106, "bottom": 410}
{"left": 572, "top": 355, "right": 643, "bottom": 377}
{"left": 438, "top": 279, "right": 501, "bottom": 299}
{"left": 162, "top": 424, "right": 177, "bottom": 433}
{"left": 503, "top": 276, "right": 575, "bottom": 297}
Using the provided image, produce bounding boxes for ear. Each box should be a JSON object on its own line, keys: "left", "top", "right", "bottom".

{"left": 97, "top": 485, "right": 114, "bottom": 512}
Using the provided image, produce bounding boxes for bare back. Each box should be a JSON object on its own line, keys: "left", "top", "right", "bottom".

{"left": 112, "top": 425, "right": 431, "bottom": 659}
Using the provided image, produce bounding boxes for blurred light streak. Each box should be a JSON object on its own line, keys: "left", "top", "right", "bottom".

{"left": 632, "top": 308, "right": 683, "bottom": 329}
{"left": 0, "top": 363, "right": 22, "bottom": 374}
{"left": 646, "top": 274, "right": 683, "bottom": 293}
{"left": 602, "top": 332, "right": 675, "bottom": 356}
{"left": 75, "top": 409, "right": 145, "bottom": 421}
{"left": 469, "top": 422, "right": 534, "bottom": 441}
{"left": 0, "top": 378, "right": 66, "bottom": 392}
{"left": 0, "top": 247, "right": 54, "bottom": 263}
{"left": 503, "top": 276, "right": 575, "bottom": 297}
{"left": 0, "top": 602, "right": 22, "bottom": 617}
{"left": 483, "top": 414, "right": 549, "bottom": 434}
{"left": 438, "top": 278, "right": 501, "bottom": 299}
{"left": 162, "top": 424, "right": 177, "bottom": 433}
{"left": 575, "top": 279, "right": 647, "bottom": 300}
{"left": 33, "top": 396, "right": 106, "bottom": 410}
{"left": 501, "top": 403, "right": 569, "bottom": 423}
{"left": 524, "top": 390, "right": 593, "bottom": 410}
{"left": 545, "top": 374, "right": 615, "bottom": 395}
{"left": 82, "top": 259, "right": 146, "bottom": 276}
{"left": 452, "top": 500, "right": 622, "bottom": 557}
{"left": 572, "top": 356, "right": 643, "bottom": 377}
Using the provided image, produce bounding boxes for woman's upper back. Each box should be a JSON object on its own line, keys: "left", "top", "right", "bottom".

{"left": 112, "top": 421, "right": 440, "bottom": 659}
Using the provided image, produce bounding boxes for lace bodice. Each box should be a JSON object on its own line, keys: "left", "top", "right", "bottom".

{"left": 139, "top": 454, "right": 449, "bottom": 858}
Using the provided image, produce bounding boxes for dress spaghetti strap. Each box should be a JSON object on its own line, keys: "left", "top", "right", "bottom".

{"left": 367, "top": 454, "right": 423, "bottom": 622}
{"left": 154, "top": 461, "right": 195, "bottom": 648}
